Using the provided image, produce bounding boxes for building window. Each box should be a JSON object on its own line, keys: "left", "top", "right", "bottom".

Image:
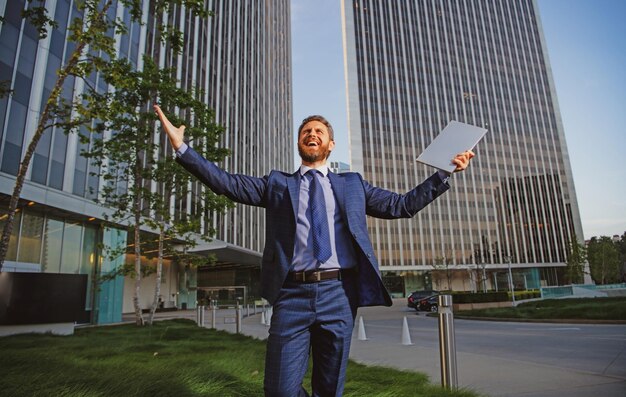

{"left": 16, "top": 211, "right": 44, "bottom": 264}
{"left": 42, "top": 217, "right": 64, "bottom": 273}
{"left": 0, "top": 211, "right": 21, "bottom": 262}
{"left": 60, "top": 222, "right": 82, "bottom": 273}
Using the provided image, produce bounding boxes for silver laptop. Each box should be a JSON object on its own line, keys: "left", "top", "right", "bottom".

{"left": 416, "top": 121, "right": 487, "bottom": 173}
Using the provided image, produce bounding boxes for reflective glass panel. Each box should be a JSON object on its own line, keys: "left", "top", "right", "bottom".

{"left": 17, "top": 211, "right": 44, "bottom": 264}
{"left": 60, "top": 222, "right": 82, "bottom": 273}
{"left": 80, "top": 226, "right": 98, "bottom": 310}
{"left": 42, "top": 217, "right": 63, "bottom": 272}
{"left": 0, "top": 211, "right": 21, "bottom": 262}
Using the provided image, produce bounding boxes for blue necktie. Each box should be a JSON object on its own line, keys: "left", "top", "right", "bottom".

{"left": 307, "top": 170, "right": 332, "bottom": 263}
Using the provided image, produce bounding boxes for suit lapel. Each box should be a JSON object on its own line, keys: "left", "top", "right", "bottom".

{"left": 287, "top": 171, "right": 300, "bottom": 219}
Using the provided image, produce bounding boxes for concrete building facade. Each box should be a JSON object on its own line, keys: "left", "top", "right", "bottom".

{"left": 341, "top": 0, "right": 583, "bottom": 295}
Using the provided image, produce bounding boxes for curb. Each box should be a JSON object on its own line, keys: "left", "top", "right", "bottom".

{"left": 448, "top": 315, "right": 626, "bottom": 324}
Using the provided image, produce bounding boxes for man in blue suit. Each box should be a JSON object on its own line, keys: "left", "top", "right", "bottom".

{"left": 155, "top": 105, "right": 474, "bottom": 396}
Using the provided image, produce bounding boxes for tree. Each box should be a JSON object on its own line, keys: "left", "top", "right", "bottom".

{"left": 71, "top": 54, "right": 230, "bottom": 325}
{"left": 431, "top": 256, "right": 454, "bottom": 291}
{"left": 472, "top": 234, "right": 493, "bottom": 292}
{"left": 144, "top": 126, "right": 232, "bottom": 325}
{"left": 587, "top": 236, "right": 621, "bottom": 285}
{"left": 565, "top": 235, "right": 587, "bottom": 284}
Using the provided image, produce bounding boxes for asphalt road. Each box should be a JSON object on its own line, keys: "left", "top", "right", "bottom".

{"left": 350, "top": 302, "right": 626, "bottom": 397}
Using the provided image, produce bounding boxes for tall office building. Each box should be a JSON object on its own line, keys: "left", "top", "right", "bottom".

{"left": 0, "top": 0, "right": 291, "bottom": 324}
{"left": 189, "top": 0, "right": 292, "bottom": 303}
{"left": 342, "top": 0, "right": 583, "bottom": 294}
{"left": 203, "top": 0, "right": 292, "bottom": 252}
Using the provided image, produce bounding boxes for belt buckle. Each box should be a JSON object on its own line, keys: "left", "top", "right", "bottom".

{"left": 314, "top": 271, "right": 321, "bottom": 282}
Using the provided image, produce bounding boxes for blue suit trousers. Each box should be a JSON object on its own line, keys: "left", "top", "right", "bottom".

{"left": 264, "top": 274, "right": 359, "bottom": 397}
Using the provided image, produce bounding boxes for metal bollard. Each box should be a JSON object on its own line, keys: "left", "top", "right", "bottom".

{"left": 438, "top": 295, "right": 458, "bottom": 390}
{"left": 196, "top": 305, "right": 205, "bottom": 327}
{"left": 211, "top": 301, "right": 217, "bottom": 329}
{"left": 235, "top": 304, "right": 242, "bottom": 334}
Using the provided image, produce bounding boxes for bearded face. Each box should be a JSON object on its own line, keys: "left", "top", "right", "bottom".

{"left": 297, "top": 120, "right": 335, "bottom": 165}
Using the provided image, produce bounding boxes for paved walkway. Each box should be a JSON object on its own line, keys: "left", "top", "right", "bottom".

{"left": 134, "top": 300, "right": 626, "bottom": 397}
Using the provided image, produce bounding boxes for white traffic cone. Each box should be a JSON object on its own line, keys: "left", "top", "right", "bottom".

{"left": 357, "top": 316, "right": 368, "bottom": 340}
{"left": 401, "top": 316, "right": 413, "bottom": 345}
{"left": 265, "top": 307, "right": 272, "bottom": 327}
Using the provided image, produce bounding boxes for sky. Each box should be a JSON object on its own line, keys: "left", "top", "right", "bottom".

{"left": 290, "top": 0, "right": 626, "bottom": 241}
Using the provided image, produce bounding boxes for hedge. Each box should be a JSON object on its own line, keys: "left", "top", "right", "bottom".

{"left": 451, "top": 291, "right": 509, "bottom": 304}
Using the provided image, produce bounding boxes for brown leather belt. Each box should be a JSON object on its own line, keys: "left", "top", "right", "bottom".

{"left": 288, "top": 268, "right": 355, "bottom": 283}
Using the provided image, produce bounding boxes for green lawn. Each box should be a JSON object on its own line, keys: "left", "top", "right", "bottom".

{"left": 0, "top": 319, "right": 480, "bottom": 397}
{"left": 457, "top": 296, "right": 626, "bottom": 321}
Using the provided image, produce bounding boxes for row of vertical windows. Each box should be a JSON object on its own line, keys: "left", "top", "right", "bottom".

{"left": 207, "top": 0, "right": 291, "bottom": 252}
{"left": 2, "top": 211, "right": 96, "bottom": 273}
{"left": 0, "top": 0, "right": 289, "bottom": 257}
{"left": 0, "top": 0, "right": 103, "bottom": 195}
{"left": 1, "top": 209, "right": 99, "bottom": 310}
{"left": 349, "top": 0, "right": 576, "bottom": 267}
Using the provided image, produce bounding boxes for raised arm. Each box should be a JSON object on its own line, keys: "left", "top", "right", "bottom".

{"left": 364, "top": 150, "right": 476, "bottom": 218}
{"left": 153, "top": 104, "right": 269, "bottom": 207}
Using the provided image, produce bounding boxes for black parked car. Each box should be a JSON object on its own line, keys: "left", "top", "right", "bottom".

{"left": 407, "top": 290, "right": 439, "bottom": 309}
{"left": 417, "top": 295, "right": 439, "bottom": 312}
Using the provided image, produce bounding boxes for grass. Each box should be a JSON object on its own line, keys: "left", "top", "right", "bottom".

{"left": 457, "top": 296, "right": 626, "bottom": 321}
{"left": 0, "top": 319, "right": 480, "bottom": 397}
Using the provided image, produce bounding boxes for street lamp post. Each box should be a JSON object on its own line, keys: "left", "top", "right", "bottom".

{"left": 505, "top": 256, "right": 515, "bottom": 306}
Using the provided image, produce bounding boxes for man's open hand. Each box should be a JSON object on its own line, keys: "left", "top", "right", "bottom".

{"left": 154, "top": 104, "right": 185, "bottom": 150}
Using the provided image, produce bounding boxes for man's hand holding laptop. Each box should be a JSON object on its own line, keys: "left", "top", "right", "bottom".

{"left": 452, "top": 150, "right": 475, "bottom": 172}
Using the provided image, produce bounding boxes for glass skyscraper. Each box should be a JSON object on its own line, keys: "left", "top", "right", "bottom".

{"left": 342, "top": 0, "right": 583, "bottom": 294}
{"left": 0, "top": 0, "right": 291, "bottom": 323}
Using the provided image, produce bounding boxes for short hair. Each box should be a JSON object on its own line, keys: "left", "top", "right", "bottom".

{"left": 298, "top": 115, "right": 334, "bottom": 141}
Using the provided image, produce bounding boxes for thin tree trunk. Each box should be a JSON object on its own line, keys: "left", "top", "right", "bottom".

{"left": 133, "top": 206, "right": 144, "bottom": 324}
{"left": 0, "top": 0, "right": 114, "bottom": 270}
{"left": 148, "top": 227, "right": 165, "bottom": 325}
{"left": 133, "top": 139, "right": 144, "bottom": 325}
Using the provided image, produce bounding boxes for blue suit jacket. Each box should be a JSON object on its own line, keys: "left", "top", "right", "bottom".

{"left": 177, "top": 147, "right": 450, "bottom": 307}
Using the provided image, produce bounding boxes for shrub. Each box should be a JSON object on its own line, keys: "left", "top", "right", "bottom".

{"left": 513, "top": 290, "right": 541, "bottom": 300}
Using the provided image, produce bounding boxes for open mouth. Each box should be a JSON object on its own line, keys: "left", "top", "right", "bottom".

{"left": 305, "top": 140, "right": 320, "bottom": 148}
